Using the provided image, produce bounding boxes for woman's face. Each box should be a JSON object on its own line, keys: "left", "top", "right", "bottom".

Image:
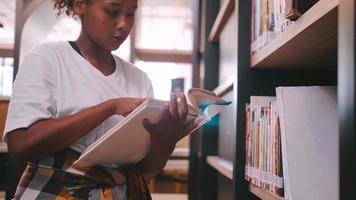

{"left": 78, "top": 0, "right": 137, "bottom": 51}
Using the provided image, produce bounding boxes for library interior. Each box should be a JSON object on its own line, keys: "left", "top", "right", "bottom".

{"left": 0, "top": 0, "right": 355, "bottom": 199}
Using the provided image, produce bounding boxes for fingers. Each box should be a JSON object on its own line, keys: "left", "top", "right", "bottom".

{"left": 142, "top": 119, "right": 155, "bottom": 135}
{"left": 178, "top": 93, "right": 188, "bottom": 124}
{"left": 170, "top": 93, "right": 179, "bottom": 122}
{"left": 159, "top": 103, "right": 171, "bottom": 124}
{"left": 177, "top": 117, "right": 201, "bottom": 140}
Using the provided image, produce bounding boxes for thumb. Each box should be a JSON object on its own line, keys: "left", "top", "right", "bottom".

{"left": 178, "top": 117, "right": 203, "bottom": 140}
{"left": 142, "top": 119, "right": 155, "bottom": 134}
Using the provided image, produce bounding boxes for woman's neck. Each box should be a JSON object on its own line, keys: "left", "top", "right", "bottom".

{"left": 75, "top": 33, "right": 115, "bottom": 76}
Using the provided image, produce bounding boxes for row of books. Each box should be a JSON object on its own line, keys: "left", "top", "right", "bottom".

{"left": 244, "top": 86, "right": 338, "bottom": 200}
{"left": 251, "top": 0, "right": 319, "bottom": 53}
{"left": 245, "top": 96, "right": 284, "bottom": 196}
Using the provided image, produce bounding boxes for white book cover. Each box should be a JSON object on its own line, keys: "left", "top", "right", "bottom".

{"left": 276, "top": 86, "right": 338, "bottom": 200}
{"left": 73, "top": 88, "right": 231, "bottom": 168}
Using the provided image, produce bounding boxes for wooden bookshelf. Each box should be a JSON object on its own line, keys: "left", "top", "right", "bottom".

{"left": 251, "top": 0, "right": 339, "bottom": 69}
{"left": 208, "top": 0, "right": 235, "bottom": 42}
{"left": 206, "top": 156, "right": 233, "bottom": 180}
{"left": 193, "top": 0, "right": 352, "bottom": 199}
{"left": 249, "top": 183, "right": 285, "bottom": 200}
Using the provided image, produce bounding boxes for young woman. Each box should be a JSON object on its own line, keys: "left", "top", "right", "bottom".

{"left": 3, "top": 0, "right": 198, "bottom": 199}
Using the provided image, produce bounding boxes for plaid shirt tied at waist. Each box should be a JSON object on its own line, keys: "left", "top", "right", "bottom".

{"left": 13, "top": 148, "right": 152, "bottom": 200}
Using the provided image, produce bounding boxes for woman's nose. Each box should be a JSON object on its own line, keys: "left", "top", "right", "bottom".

{"left": 116, "top": 15, "right": 132, "bottom": 30}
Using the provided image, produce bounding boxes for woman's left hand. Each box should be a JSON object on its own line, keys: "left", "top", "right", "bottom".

{"left": 136, "top": 93, "right": 200, "bottom": 180}
{"left": 144, "top": 93, "right": 199, "bottom": 152}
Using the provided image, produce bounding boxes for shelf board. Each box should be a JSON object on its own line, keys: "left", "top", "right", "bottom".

{"left": 213, "top": 75, "right": 234, "bottom": 97}
{"left": 135, "top": 48, "right": 192, "bottom": 63}
{"left": 171, "top": 147, "right": 189, "bottom": 159}
{"left": 208, "top": 0, "right": 235, "bottom": 42}
{"left": 0, "top": 142, "right": 7, "bottom": 153}
{"left": 251, "top": 0, "right": 339, "bottom": 69}
{"left": 206, "top": 156, "right": 233, "bottom": 180}
{"left": 249, "top": 183, "right": 285, "bottom": 200}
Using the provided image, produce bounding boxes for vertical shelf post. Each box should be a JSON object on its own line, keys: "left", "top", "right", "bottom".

{"left": 338, "top": 0, "right": 356, "bottom": 199}
{"left": 235, "top": 0, "right": 252, "bottom": 199}
{"left": 189, "top": 0, "right": 220, "bottom": 199}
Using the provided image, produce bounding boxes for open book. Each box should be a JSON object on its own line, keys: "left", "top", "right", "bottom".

{"left": 74, "top": 88, "right": 231, "bottom": 168}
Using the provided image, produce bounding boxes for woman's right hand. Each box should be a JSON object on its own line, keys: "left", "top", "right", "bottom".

{"left": 109, "top": 98, "right": 147, "bottom": 117}
{"left": 7, "top": 97, "right": 146, "bottom": 162}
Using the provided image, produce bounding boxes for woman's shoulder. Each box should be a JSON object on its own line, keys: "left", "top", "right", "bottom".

{"left": 30, "top": 41, "right": 69, "bottom": 56}
{"left": 20, "top": 41, "right": 71, "bottom": 71}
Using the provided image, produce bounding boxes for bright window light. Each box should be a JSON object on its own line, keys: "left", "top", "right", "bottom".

{"left": 0, "top": 57, "right": 14, "bottom": 96}
{"left": 136, "top": 0, "right": 193, "bottom": 50}
{"left": 135, "top": 61, "right": 192, "bottom": 100}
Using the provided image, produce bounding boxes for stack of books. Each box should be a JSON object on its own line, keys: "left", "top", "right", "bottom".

{"left": 245, "top": 96, "right": 284, "bottom": 197}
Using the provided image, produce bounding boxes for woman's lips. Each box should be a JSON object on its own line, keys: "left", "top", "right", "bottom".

{"left": 112, "top": 36, "right": 125, "bottom": 43}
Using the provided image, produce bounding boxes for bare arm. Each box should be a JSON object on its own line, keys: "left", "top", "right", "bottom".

{"left": 7, "top": 98, "right": 145, "bottom": 162}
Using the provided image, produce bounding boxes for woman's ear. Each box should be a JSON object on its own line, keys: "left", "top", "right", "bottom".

{"left": 73, "top": 0, "right": 85, "bottom": 17}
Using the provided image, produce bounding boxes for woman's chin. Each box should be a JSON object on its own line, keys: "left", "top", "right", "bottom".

{"left": 109, "top": 42, "right": 123, "bottom": 51}
{"left": 106, "top": 43, "right": 121, "bottom": 52}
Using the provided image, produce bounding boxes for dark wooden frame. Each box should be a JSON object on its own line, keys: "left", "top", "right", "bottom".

{"left": 189, "top": 0, "right": 220, "bottom": 200}
{"left": 208, "top": 0, "right": 235, "bottom": 42}
{"left": 338, "top": 0, "right": 356, "bottom": 199}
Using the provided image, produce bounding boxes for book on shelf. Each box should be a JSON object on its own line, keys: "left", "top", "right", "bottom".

{"left": 250, "top": 0, "right": 319, "bottom": 53}
{"left": 285, "top": 0, "right": 319, "bottom": 20}
{"left": 245, "top": 96, "right": 284, "bottom": 197}
{"left": 74, "top": 88, "right": 231, "bottom": 168}
{"left": 276, "top": 86, "right": 338, "bottom": 200}
{"left": 251, "top": 0, "right": 292, "bottom": 53}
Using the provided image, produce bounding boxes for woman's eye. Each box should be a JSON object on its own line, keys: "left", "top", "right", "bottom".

{"left": 105, "top": 9, "right": 120, "bottom": 17}
{"left": 127, "top": 12, "right": 135, "bottom": 17}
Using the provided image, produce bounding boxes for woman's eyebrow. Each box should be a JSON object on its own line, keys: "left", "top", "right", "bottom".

{"left": 106, "top": 1, "right": 138, "bottom": 9}
{"left": 107, "top": 2, "right": 121, "bottom": 7}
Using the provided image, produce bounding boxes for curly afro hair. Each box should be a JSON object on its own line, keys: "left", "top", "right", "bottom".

{"left": 52, "top": 0, "right": 90, "bottom": 16}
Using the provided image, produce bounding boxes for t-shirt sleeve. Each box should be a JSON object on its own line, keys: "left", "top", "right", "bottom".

{"left": 3, "top": 53, "right": 57, "bottom": 142}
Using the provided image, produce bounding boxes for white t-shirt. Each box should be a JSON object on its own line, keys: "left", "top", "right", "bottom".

{"left": 3, "top": 41, "right": 154, "bottom": 153}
